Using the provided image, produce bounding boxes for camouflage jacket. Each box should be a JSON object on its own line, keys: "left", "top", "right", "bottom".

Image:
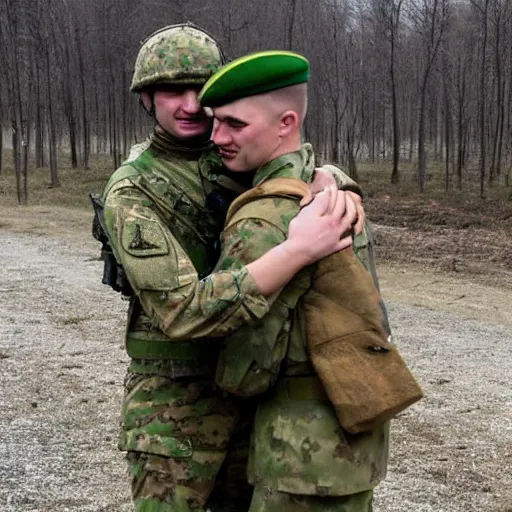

{"left": 214, "top": 144, "right": 389, "bottom": 496}
{"left": 102, "top": 133, "right": 363, "bottom": 373}
{"left": 102, "top": 133, "right": 269, "bottom": 374}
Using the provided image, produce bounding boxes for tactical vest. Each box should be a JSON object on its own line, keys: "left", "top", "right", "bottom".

{"left": 103, "top": 149, "right": 221, "bottom": 276}
{"left": 102, "top": 148, "right": 225, "bottom": 373}
{"left": 225, "top": 178, "right": 423, "bottom": 434}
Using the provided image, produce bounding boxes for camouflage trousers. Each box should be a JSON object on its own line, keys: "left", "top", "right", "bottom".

{"left": 249, "top": 486, "right": 373, "bottom": 512}
{"left": 120, "top": 372, "right": 255, "bottom": 511}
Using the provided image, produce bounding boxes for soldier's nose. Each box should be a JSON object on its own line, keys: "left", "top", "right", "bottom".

{"left": 212, "top": 120, "right": 230, "bottom": 146}
{"left": 182, "top": 89, "right": 201, "bottom": 113}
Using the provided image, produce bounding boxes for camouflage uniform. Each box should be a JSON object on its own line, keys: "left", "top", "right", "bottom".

{"left": 101, "top": 24, "right": 364, "bottom": 512}
{"left": 104, "top": 145, "right": 363, "bottom": 511}
{"left": 213, "top": 144, "right": 389, "bottom": 512}
{"left": 102, "top": 25, "right": 267, "bottom": 512}
{"left": 104, "top": 140, "right": 271, "bottom": 511}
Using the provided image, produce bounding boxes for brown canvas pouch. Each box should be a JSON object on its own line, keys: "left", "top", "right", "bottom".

{"left": 303, "top": 249, "right": 423, "bottom": 433}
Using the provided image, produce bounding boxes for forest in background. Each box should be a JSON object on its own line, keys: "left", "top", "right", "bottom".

{"left": 1, "top": 0, "right": 512, "bottom": 204}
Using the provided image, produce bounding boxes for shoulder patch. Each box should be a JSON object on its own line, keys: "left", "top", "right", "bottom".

{"left": 121, "top": 217, "right": 169, "bottom": 257}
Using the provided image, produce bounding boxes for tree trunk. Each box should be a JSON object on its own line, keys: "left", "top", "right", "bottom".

{"left": 371, "top": 80, "right": 376, "bottom": 162}
{"left": 418, "top": 82, "right": 428, "bottom": 192}
{"left": 346, "top": 130, "right": 359, "bottom": 181}
{"left": 46, "top": 45, "right": 59, "bottom": 188}
{"left": 444, "top": 95, "right": 452, "bottom": 192}
{"left": 76, "top": 26, "right": 89, "bottom": 169}
{"left": 35, "top": 62, "right": 45, "bottom": 168}
{"left": 442, "top": 53, "right": 452, "bottom": 192}
{"left": 495, "top": 78, "right": 505, "bottom": 179}
{"left": 409, "top": 101, "right": 415, "bottom": 161}
{"left": 287, "top": 0, "right": 297, "bottom": 48}
{"left": 478, "top": 0, "right": 489, "bottom": 198}
{"left": 489, "top": 14, "right": 502, "bottom": 185}
{"left": 5, "top": 1, "right": 27, "bottom": 204}
{"left": 455, "top": 54, "right": 466, "bottom": 191}
{"left": 390, "top": 5, "right": 400, "bottom": 184}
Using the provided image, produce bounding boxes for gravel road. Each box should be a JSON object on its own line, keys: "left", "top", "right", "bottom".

{"left": 1, "top": 230, "right": 510, "bottom": 512}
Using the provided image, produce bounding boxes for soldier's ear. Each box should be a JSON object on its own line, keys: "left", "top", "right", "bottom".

{"left": 278, "top": 110, "right": 299, "bottom": 138}
{"left": 140, "top": 92, "right": 152, "bottom": 112}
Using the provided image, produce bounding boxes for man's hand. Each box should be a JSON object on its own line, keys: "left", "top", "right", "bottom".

{"left": 309, "top": 167, "right": 338, "bottom": 194}
{"left": 286, "top": 186, "right": 353, "bottom": 266}
{"left": 348, "top": 191, "right": 365, "bottom": 235}
{"left": 246, "top": 186, "right": 354, "bottom": 297}
{"left": 309, "top": 168, "right": 366, "bottom": 235}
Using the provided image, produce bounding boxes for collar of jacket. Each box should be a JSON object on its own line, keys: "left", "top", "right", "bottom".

{"left": 253, "top": 142, "right": 315, "bottom": 186}
{"left": 150, "top": 128, "right": 214, "bottom": 156}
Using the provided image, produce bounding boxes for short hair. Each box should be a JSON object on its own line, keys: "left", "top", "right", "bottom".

{"left": 258, "top": 83, "right": 308, "bottom": 125}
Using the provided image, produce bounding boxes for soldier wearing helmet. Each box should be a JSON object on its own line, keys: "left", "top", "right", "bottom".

{"left": 130, "top": 25, "right": 223, "bottom": 91}
{"left": 130, "top": 24, "right": 224, "bottom": 143}
{"left": 98, "top": 23, "right": 364, "bottom": 511}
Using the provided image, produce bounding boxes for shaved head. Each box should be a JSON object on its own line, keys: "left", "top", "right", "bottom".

{"left": 254, "top": 83, "right": 308, "bottom": 124}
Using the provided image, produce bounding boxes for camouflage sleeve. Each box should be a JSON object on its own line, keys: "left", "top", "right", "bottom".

{"left": 316, "top": 164, "right": 363, "bottom": 197}
{"left": 103, "top": 179, "right": 269, "bottom": 341}
{"left": 215, "top": 197, "right": 306, "bottom": 397}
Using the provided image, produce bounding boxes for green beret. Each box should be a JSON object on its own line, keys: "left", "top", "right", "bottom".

{"left": 199, "top": 50, "right": 309, "bottom": 107}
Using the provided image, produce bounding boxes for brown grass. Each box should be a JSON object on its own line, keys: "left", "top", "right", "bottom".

{"left": 0, "top": 151, "right": 114, "bottom": 239}
{"left": 0, "top": 151, "right": 114, "bottom": 209}
{"left": 1, "top": 151, "right": 511, "bottom": 270}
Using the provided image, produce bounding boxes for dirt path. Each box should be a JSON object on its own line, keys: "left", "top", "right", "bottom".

{"left": 0, "top": 231, "right": 131, "bottom": 511}
{"left": 1, "top": 212, "right": 511, "bottom": 511}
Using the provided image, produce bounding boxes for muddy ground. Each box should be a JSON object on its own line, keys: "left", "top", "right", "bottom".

{"left": 0, "top": 198, "right": 511, "bottom": 512}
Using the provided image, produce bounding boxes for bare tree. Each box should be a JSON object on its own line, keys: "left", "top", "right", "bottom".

{"left": 0, "top": 77, "right": 4, "bottom": 174}
{"left": 37, "top": 0, "right": 60, "bottom": 187}
{"left": 470, "top": 0, "right": 490, "bottom": 197}
{"left": 0, "top": 0, "right": 31, "bottom": 203}
{"left": 449, "top": 7, "right": 477, "bottom": 190}
{"left": 408, "top": 0, "right": 449, "bottom": 192}
{"left": 317, "top": 0, "right": 353, "bottom": 163}
{"left": 371, "top": 0, "right": 403, "bottom": 182}
{"left": 441, "top": 50, "right": 453, "bottom": 191}
{"left": 1, "top": 0, "right": 512, "bottom": 202}
{"left": 488, "top": 0, "right": 512, "bottom": 185}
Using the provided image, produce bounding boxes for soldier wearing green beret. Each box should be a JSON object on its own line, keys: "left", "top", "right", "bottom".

{"left": 98, "top": 25, "right": 366, "bottom": 512}
{"left": 198, "top": 51, "right": 404, "bottom": 511}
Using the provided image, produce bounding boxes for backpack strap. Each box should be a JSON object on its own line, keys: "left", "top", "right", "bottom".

{"left": 225, "top": 177, "right": 312, "bottom": 225}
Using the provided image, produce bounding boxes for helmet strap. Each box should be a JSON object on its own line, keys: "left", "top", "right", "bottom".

{"left": 149, "top": 90, "right": 156, "bottom": 118}
{"left": 139, "top": 91, "right": 159, "bottom": 127}
{"left": 138, "top": 94, "right": 155, "bottom": 118}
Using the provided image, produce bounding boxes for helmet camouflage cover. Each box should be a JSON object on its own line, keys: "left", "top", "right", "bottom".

{"left": 130, "top": 24, "right": 224, "bottom": 92}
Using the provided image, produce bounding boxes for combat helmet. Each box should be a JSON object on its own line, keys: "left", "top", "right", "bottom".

{"left": 130, "top": 23, "right": 225, "bottom": 92}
